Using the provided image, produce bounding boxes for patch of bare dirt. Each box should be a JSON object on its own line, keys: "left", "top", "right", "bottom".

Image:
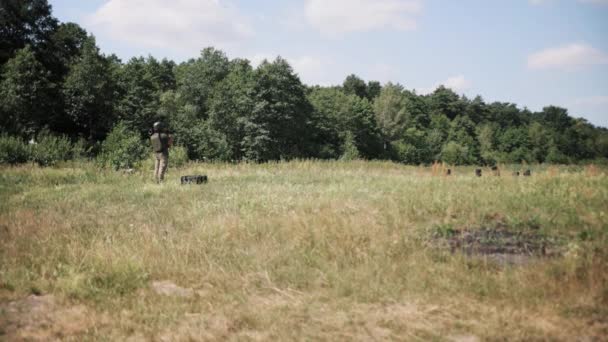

{"left": 433, "top": 221, "right": 561, "bottom": 265}
{"left": 0, "top": 295, "right": 98, "bottom": 341}
{"left": 151, "top": 280, "right": 195, "bottom": 298}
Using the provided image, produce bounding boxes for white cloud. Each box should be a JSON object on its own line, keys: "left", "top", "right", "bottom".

{"left": 88, "top": 0, "right": 253, "bottom": 54}
{"left": 249, "top": 54, "right": 338, "bottom": 86}
{"left": 574, "top": 95, "right": 608, "bottom": 106}
{"left": 418, "top": 75, "right": 471, "bottom": 95}
{"left": 527, "top": 43, "right": 608, "bottom": 70}
{"left": 442, "top": 75, "right": 471, "bottom": 92}
{"left": 305, "top": 0, "right": 423, "bottom": 37}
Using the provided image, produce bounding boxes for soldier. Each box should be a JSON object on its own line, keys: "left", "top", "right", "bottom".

{"left": 150, "top": 121, "right": 172, "bottom": 183}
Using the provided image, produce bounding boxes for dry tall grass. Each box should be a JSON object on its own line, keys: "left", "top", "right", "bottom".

{"left": 1, "top": 161, "right": 606, "bottom": 340}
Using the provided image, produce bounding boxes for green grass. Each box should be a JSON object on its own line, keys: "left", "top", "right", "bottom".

{"left": 1, "top": 161, "right": 607, "bottom": 340}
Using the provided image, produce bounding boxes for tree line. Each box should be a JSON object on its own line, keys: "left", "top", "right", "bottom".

{"left": 2, "top": 0, "right": 607, "bottom": 165}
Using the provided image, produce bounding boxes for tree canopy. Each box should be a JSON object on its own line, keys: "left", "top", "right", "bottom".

{"left": 1, "top": 0, "right": 607, "bottom": 164}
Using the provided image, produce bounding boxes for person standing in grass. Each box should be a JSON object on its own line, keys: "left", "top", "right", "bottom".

{"left": 150, "top": 121, "right": 172, "bottom": 183}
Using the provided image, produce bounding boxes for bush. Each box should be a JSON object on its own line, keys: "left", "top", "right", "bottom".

{"left": 440, "top": 141, "right": 476, "bottom": 165}
{"left": 170, "top": 145, "right": 189, "bottom": 167}
{"left": 0, "top": 135, "right": 30, "bottom": 164}
{"left": 29, "top": 131, "right": 73, "bottom": 166}
{"left": 98, "top": 122, "right": 147, "bottom": 170}
{"left": 71, "top": 138, "right": 91, "bottom": 160}
{"left": 143, "top": 144, "right": 189, "bottom": 171}
{"left": 340, "top": 132, "right": 360, "bottom": 161}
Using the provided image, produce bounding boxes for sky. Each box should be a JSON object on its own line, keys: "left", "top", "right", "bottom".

{"left": 49, "top": 0, "right": 608, "bottom": 127}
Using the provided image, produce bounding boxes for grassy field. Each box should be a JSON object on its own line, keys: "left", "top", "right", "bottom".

{"left": 1, "top": 161, "right": 607, "bottom": 341}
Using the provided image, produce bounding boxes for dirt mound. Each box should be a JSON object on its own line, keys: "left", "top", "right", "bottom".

{"left": 0, "top": 295, "right": 96, "bottom": 341}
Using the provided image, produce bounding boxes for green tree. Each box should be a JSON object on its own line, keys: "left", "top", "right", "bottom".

{"left": 373, "top": 83, "right": 407, "bottom": 148}
{"left": 441, "top": 141, "right": 474, "bottom": 165}
{"left": 0, "top": 46, "right": 52, "bottom": 136}
{"left": 247, "top": 57, "right": 314, "bottom": 160}
{"left": 476, "top": 123, "right": 499, "bottom": 164}
{"left": 447, "top": 115, "right": 479, "bottom": 163}
{"left": 366, "top": 81, "right": 382, "bottom": 101}
{"left": 487, "top": 102, "right": 524, "bottom": 128}
{"left": 174, "top": 47, "right": 230, "bottom": 118}
{"left": 44, "top": 22, "right": 88, "bottom": 81}
{"left": 540, "top": 106, "right": 573, "bottom": 132}
{"left": 427, "top": 86, "right": 463, "bottom": 120}
{"left": 0, "top": 0, "right": 58, "bottom": 65}
{"left": 340, "top": 131, "right": 360, "bottom": 160}
{"left": 528, "top": 122, "right": 551, "bottom": 163}
{"left": 208, "top": 59, "right": 255, "bottom": 160}
{"left": 62, "top": 37, "right": 118, "bottom": 141}
{"left": 497, "top": 127, "right": 532, "bottom": 163}
{"left": 115, "top": 56, "right": 175, "bottom": 134}
{"left": 343, "top": 74, "right": 368, "bottom": 99}
{"left": 308, "top": 87, "right": 382, "bottom": 159}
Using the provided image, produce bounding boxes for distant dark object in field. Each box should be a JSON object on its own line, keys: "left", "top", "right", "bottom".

{"left": 491, "top": 166, "right": 500, "bottom": 176}
{"left": 446, "top": 169, "right": 451, "bottom": 176}
{"left": 180, "top": 175, "right": 208, "bottom": 184}
{"left": 523, "top": 170, "right": 531, "bottom": 176}
{"left": 513, "top": 171, "right": 520, "bottom": 177}
{"left": 475, "top": 169, "right": 482, "bottom": 177}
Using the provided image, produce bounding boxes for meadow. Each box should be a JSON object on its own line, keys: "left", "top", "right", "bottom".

{"left": 0, "top": 161, "right": 607, "bottom": 341}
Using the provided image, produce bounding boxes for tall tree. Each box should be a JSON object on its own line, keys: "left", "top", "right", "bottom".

{"left": 44, "top": 22, "right": 88, "bottom": 81}
{"left": 247, "top": 57, "right": 314, "bottom": 160}
{"left": 208, "top": 58, "right": 256, "bottom": 160}
{"left": 0, "top": 45, "right": 52, "bottom": 136}
{"left": 373, "top": 83, "right": 407, "bottom": 148}
{"left": 115, "top": 56, "right": 176, "bottom": 134}
{"left": 366, "top": 81, "right": 382, "bottom": 101}
{"left": 427, "top": 86, "right": 463, "bottom": 120}
{"left": 343, "top": 74, "right": 368, "bottom": 99}
{"left": 0, "top": 0, "right": 58, "bottom": 65}
{"left": 62, "top": 37, "right": 117, "bottom": 141}
{"left": 175, "top": 47, "right": 230, "bottom": 118}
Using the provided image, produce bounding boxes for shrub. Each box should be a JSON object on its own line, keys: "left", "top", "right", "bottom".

{"left": 440, "top": 141, "right": 476, "bottom": 165}
{"left": 170, "top": 145, "right": 189, "bottom": 168}
{"left": 71, "top": 138, "right": 91, "bottom": 160}
{"left": 29, "top": 131, "right": 73, "bottom": 166}
{"left": 98, "top": 122, "right": 147, "bottom": 170}
{"left": 340, "top": 132, "right": 360, "bottom": 161}
{"left": 143, "top": 144, "right": 189, "bottom": 171}
{"left": 0, "top": 134, "right": 29, "bottom": 164}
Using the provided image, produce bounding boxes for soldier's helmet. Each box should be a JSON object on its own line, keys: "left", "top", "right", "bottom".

{"left": 153, "top": 121, "right": 163, "bottom": 132}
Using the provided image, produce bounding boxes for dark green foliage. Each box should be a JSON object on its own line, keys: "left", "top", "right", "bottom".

{"left": 97, "top": 122, "right": 147, "bottom": 170}
{"left": 169, "top": 145, "right": 189, "bottom": 168}
{"left": 63, "top": 37, "right": 118, "bottom": 141}
{"left": 248, "top": 57, "right": 314, "bottom": 160}
{"left": 343, "top": 74, "right": 368, "bottom": 99}
{"left": 29, "top": 130, "right": 73, "bottom": 166}
{"left": 308, "top": 87, "right": 383, "bottom": 159}
{"left": 1, "top": 1, "right": 607, "bottom": 166}
{"left": 0, "top": 46, "right": 53, "bottom": 137}
{"left": 0, "top": 0, "right": 58, "bottom": 65}
{"left": 116, "top": 56, "right": 174, "bottom": 134}
{"left": 0, "top": 135, "right": 30, "bottom": 164}
{"left": 340, "top": 131, "right": 360, "bottom": 161}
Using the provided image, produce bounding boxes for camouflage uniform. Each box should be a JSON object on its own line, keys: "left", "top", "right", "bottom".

{"left": 151, "top": 132, "right": 170, "bottom": 183}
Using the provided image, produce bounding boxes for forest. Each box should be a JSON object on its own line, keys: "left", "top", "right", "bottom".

{"left": 2, "top": 0, "right": 608, "bottom": 166}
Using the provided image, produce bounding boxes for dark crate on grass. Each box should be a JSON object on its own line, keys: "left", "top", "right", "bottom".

{"left": 180, "top": 175, "right": 208, "bottom": 184}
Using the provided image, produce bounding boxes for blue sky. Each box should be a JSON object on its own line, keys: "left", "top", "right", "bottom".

{"left": 49, "top": 0, "right": 608, "bottom": 127}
